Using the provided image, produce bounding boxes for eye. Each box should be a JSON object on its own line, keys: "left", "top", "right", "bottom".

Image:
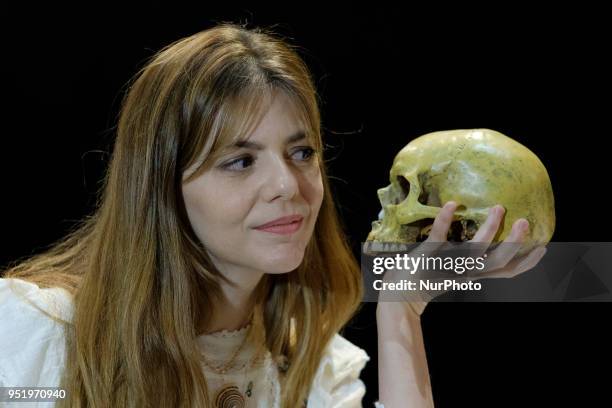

{"left": 219, "top": 147, "right": 316, "bottom": 172}
{"left": 292, "top": 146, "right": 316, "bottom": 161}
{"left": 221, "top": 155, "right": 255, "bottom": 171}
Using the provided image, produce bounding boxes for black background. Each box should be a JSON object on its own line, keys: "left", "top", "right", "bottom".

{"left": 1, "top": 4, "right": 610, "bottom": 406}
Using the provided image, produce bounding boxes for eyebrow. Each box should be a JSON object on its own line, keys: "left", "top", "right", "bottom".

{"left": 231, "top": 130, "right": 307, "bottom": 151}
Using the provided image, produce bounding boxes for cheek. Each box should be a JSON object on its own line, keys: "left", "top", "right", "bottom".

{"left": 183, "top": 183, "right": 252, "bottom": 234}
{"left": 312, "top": 167, "right": 324, "bottom": 201}
{"left": 305, "top": 170, "right": 325, "bottom": 216}
{"left": 182, "top": 186, "right": 212, "bottom": 237}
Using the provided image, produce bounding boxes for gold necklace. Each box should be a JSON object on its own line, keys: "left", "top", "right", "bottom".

{"left": 200, "top": 323, "right": 257, "bottom": 407}
{"left": 209, "top": 350, "right": 266, "bottom": 408}
{"left": 200, "top": 324, "right": 251, "bottom": 374}
{"left": 204, "top": 347, "right": 279, "bottom": 407}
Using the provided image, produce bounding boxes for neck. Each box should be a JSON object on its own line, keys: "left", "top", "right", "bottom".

{"left": 198, "top": 267, "right": 264, "bottom": 335}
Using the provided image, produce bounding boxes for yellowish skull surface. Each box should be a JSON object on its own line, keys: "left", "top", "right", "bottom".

{"left": 367, "top": 129, "right": 555, "bottom": 255}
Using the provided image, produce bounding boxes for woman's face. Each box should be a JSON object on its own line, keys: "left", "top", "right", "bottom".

{"left": 182, "top": 91, "right": 324, "bottom": 279}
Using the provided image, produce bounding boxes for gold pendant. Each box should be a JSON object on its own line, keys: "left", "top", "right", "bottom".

{"left": 215, "top": 384, "right": 245, "bottom": 408}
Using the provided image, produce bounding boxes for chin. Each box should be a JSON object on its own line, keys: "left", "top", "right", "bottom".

{"left": 249, "top": 240, "right": 309, "bottom": 274}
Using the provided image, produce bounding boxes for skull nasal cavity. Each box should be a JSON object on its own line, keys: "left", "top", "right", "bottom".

{"left": 396, "top": 176, "right": 410, "bottom": 204}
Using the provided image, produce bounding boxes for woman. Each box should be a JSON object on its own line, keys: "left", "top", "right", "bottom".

{"left": 0, "top": 23, "right": 545, "bottom": 407}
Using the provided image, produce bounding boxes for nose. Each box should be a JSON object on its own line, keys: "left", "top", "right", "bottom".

{"left": 261, "top": 154, "right": 299, "bottom": 202}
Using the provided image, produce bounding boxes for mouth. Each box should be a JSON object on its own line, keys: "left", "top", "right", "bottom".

{"left": 253, "top": 214, "right": 304, "bottom": 234}
{"left": 254, "top": 218, "right": 304, "bottom": 235}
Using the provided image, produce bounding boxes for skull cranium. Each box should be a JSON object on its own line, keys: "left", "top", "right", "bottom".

{"left": 367, "top": 129, "right": 555, "bottom": 255}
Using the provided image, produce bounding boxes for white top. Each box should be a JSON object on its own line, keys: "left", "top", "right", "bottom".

{"left": 0, "top": 277, "right": 373, "bottom": 407}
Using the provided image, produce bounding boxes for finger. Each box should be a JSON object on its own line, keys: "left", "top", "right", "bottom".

{"left": 480, "top": 218, "right": 530, "bottom": 272}
{"left": 385, "top": 201, "right": 457, "bottom": 292}
{"left": 415, "top": 201, "right": 457, "bottom": 260}
{"left": 378, "top": 201, "right": 456, "bottom": 288}
{"left": 425, "top": 201, "right": 457, "bottom": 243}
{"left": 471, "top": 204, "right": 505, "bottom": 244}
{"left": 477, "top": 245, "right": 547, "bottom": 279}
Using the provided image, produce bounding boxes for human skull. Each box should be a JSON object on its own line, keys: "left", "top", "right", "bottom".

{"left": 367, "top": 129, "right": 555, "bottom": 255}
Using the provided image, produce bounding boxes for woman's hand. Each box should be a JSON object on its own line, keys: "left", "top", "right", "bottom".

{"left": 424, "top": 201, "right": 546, "bottom": 314}
{"left": 379, "top": 201, "right": 547, "bottom": 317}
{"left": 375, "top": 201, "right": 548, "bottom": 408}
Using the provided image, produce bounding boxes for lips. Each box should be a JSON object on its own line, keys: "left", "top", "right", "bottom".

{"left": 254, "top": 214, "right": 304, "bottom": 229}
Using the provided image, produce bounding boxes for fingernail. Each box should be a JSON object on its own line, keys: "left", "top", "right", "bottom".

{"left": 446, "top": 201, "right": 457, "bottom": 210}
{"left": 521, "top": 219, "right": 529, "bottom": 232}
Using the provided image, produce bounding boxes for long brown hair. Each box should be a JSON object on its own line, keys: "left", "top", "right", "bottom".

{"left": 1, "top": 23, "right": 363, "bottom": 407}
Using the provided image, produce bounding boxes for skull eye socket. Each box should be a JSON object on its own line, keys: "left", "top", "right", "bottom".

{"left": 395, "top": 175, "right": 411, "bottom": 204}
